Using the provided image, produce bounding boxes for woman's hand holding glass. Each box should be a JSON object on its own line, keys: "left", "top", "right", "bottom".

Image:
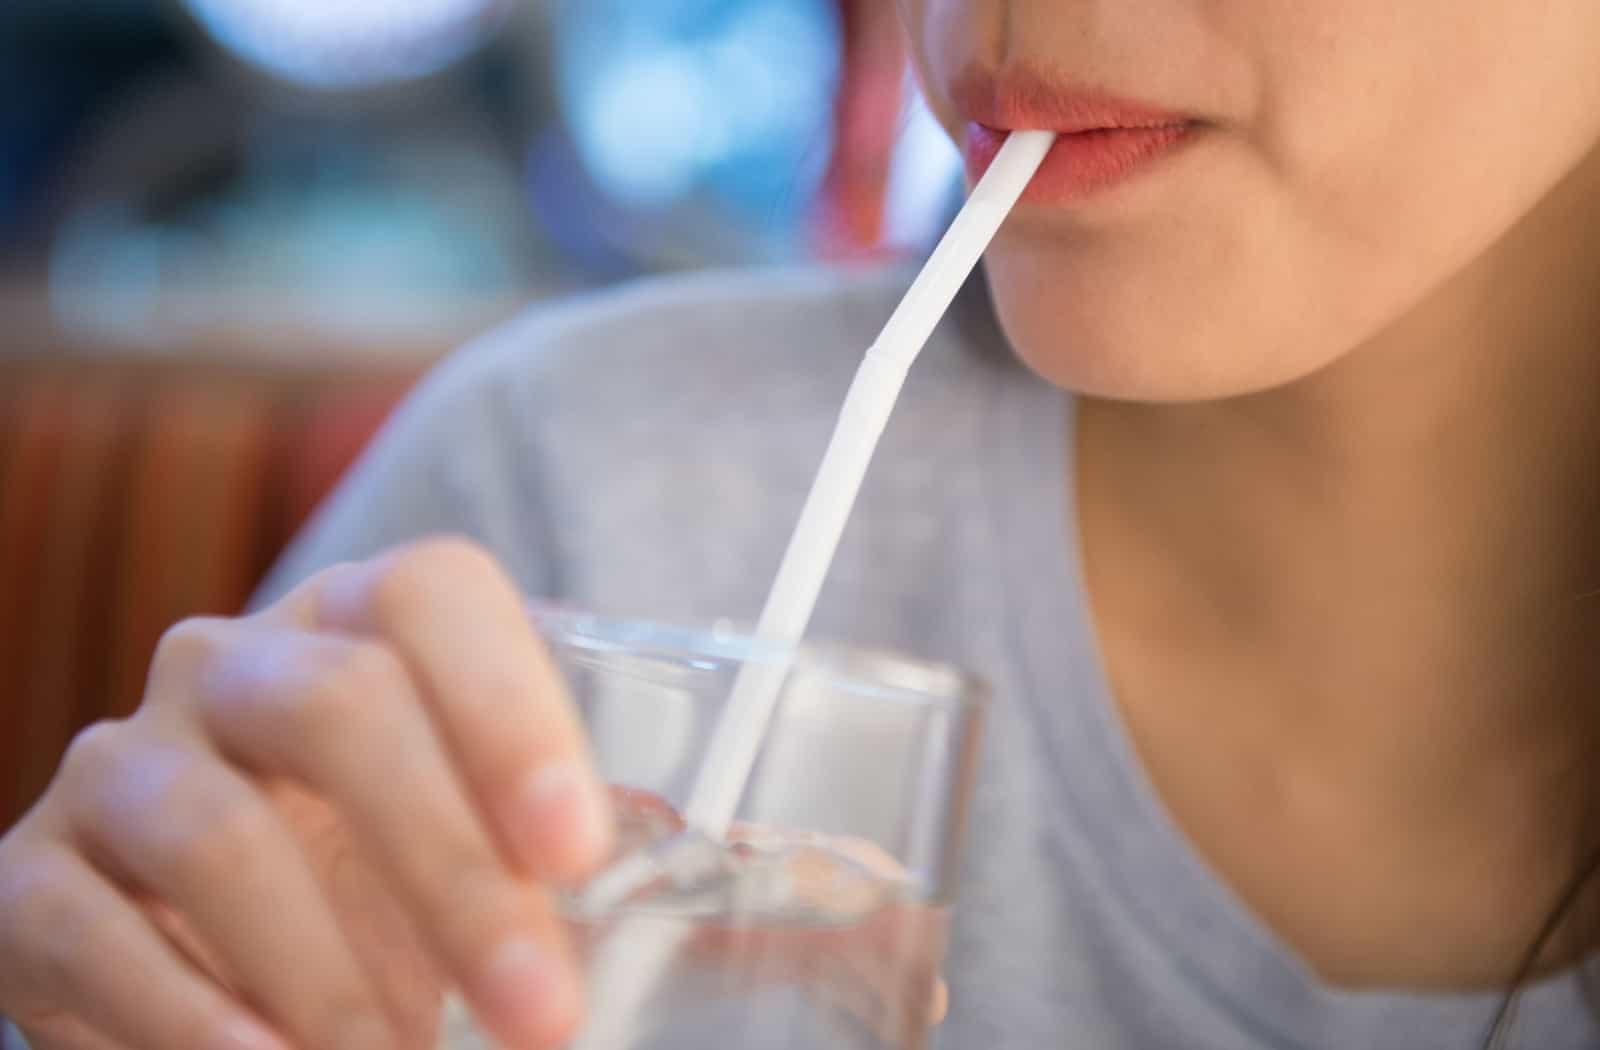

{"left": 0, "top": 538, "right": 953, "bottom": 1050}
{"left": 0, "top": 539, "right": 614, "bottom": 1050}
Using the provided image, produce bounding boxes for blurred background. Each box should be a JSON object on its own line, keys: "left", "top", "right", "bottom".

{"left": 0, "top": 0, "right": 961, "bottom": 826}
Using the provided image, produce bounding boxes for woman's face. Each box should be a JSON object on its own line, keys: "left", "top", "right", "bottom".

{"left": 898, "top": 1, "right": 1600, "bottom": 400}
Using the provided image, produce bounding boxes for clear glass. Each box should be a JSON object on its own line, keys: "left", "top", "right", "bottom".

{"left": 440, "top": 606, "right": 988, "bottom": 1050}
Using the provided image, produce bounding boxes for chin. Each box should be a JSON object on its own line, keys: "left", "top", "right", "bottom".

{"left": 982, "top": 244, "right": 1354, "bottom": 405}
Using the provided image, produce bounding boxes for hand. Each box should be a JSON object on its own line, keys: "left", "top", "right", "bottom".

{"left": 0, "top": 538, "right": 615, "bottom": 1050}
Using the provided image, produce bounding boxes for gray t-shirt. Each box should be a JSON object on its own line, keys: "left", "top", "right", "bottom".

{"left": 253, "top": 266, "right": 1595, "bottom": 1050}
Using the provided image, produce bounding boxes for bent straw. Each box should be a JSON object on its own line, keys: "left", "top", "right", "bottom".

{"left": 570, "top": 129, "right": 1054, "bottom": 1050}
{"left": 684, "top": 128, "right": 1056, "bottom": 838}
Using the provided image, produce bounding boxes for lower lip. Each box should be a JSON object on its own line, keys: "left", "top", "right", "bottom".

{"left": 965, "top": 122, "right": 1195, "bottom": 204}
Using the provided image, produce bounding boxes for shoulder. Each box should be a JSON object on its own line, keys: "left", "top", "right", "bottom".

{"left": 432, "top": 264, "right": 915, "bottom": 414}
{"left": 257, "top": 264, "right": 1024, "bottom": 608}
{"left": 390, "top": 264, "right": 924, "bottom": 521}
{"left": 401, "top": 264, "right": 1019, "bottom": 615}
{"left": 408, "top": 263, "right": 1018, "bottom": 480}
{"left": 261, "top": 263, "right": 1025, "bottom": 615}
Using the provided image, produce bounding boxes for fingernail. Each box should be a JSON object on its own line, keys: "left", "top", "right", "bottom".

{"left": 209, "top": 1016, "right": 290, "bottom": 1050}
{"left": 478, "top": 937, "right": 582, "bottom": 1043}
{"left": 930, "top": 979, "right": 950, "bottom": 1024}
{"left": 519, "top": 763, "right": 614, "bottom": 872}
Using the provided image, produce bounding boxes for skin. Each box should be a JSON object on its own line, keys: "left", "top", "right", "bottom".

{"left": 6, "top": 0, "right": 1600, "bottom": 1045}
{"left": 902, "top": 0, "right": 1600, "bottom": 988}
{"left": 0, "top": 544, "right": 610, "bottom": 1050}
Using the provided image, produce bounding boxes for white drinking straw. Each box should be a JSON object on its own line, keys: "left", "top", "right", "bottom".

{"left": 683, "top": 128, "right": 1055, "bottom": 837}
{"left": 567, "top": 129, "right": 1054, "bottom": 1050}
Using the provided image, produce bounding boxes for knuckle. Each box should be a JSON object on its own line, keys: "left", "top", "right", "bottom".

{"left": 56, "top": 730, "right": 273, "bottom": 897}
{"left": 295, "top": 640, "right": 410, "bottom": 737}
{"left": 56, "top": 720, "right": 134, "bottom": 795}
{"left": 150, "top": 617, "right": 226, "bottom": 679}
{"left": 374, "top": 536, "right": 501, "bottom": 616}
{"left": 409, "top": 534, "right": 500, "bottom": 579}
{"left": 0, "top": 856, "right": 90, "bottom": 996}
{"left": 143, "top": 773, "right": 274, "bottom": 891}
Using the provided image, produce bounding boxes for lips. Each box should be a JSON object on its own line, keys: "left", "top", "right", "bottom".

{"left": 954, "top": 66, "right": 1199, "bottom": 203}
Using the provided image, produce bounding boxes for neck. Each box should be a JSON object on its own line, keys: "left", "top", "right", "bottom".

{"left": 1076, "top": 147, "right": 1600, "bottom": 983}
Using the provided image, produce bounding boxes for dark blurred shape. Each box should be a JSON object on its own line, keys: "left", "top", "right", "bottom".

{"left": 38, "top": 74, "right": 549, "bottom": 356}
{"left": 0, "top": 2, "right": 184, "bottom": 252}
{"left": 1, "top": 4, "right": 567, "bottom": 357}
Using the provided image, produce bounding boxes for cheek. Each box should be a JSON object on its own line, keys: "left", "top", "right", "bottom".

{"left": 1261, "top": 1, "right": 1600, "bottom": 271}
{"left": 985, "top": 1, "right": 1600, "bottom": 402}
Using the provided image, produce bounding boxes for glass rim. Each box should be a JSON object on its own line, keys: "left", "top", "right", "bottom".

{"left": 527, "top": 601, "right": 990, "bottom": 717}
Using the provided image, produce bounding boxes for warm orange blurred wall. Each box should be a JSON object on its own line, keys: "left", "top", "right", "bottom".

{"left": 0, "top": 351, "right": 421, "bottom": 829}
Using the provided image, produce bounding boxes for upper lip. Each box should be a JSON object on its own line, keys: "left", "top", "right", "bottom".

{"left": 952, "top": 64, "right": 1193, "bottom": 134}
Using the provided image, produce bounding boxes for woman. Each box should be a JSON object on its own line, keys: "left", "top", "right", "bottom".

{"left": 5, "top": 1, "right": 1600, "bottom": 1047}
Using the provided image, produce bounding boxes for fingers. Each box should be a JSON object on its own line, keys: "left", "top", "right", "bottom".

{"left": 56, "top": 724, "right": 396, "bottom": 1050}
{"left": 15, "top": 1016, "right": 131, "bottom": 1050}
{"left": 198, "top": 627, "right": 582, "bottom": 1050}
{"left": 2, "top": 538, "right": 605, "bottom": 1050}
{"left": 0, "top": 840, "right": 288, "bottom": 1050}
{"left": 812, "top": 907, "right": 947, "bottom": 1049}
{"left": 803, "top": 839, "right": 949, "bottom": 1038}
{"left": 312, "top": 538, "right": 613, "bottom": 883}
{"left": 260, "top": 784, "right": 444, "bottom": 1045}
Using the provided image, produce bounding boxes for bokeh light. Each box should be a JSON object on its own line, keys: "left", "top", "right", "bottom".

{"left": 181, "top": 0, "right": 508, "bottom": 89}
{"left": 557, "top": 0, "right": 839, "bottom": 218}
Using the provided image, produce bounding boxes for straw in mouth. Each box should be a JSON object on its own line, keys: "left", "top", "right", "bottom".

{"left": 683, "top": 127, "right": 1057, "bottom": 840}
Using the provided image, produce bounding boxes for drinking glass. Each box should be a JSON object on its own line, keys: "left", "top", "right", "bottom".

{"left": 440, "top": 606, "right": 988, "bottom": 1050}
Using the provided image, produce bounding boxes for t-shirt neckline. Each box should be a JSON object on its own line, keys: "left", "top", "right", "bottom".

{"left": 974, "top": 362, "right": 1599, "bottom": 1049}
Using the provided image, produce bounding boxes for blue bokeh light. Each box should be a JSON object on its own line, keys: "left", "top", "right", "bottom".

{"left": 182, "top": 0, "right": 506, "bottom": 89}
{"left": 557, "top": 0, "right": 839, "bottom": 220}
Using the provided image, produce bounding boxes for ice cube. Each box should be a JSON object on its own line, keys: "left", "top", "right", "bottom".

{"left": 574, "top": 787, "right": 733, "bottom": 918}
{"left": 720, "top": 834, "right": 896, "bottom": 924}
{"left": 608, "top": 784, "right": 686, "bottom": 857}
{"left": 572, "top": 785, "right": 906, "bottom": 925}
